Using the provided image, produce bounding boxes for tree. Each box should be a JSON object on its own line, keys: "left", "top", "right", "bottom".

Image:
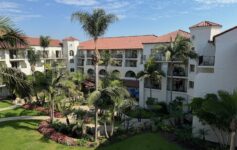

{"left": 72, "top": 9, "right": 118, "bottom": 142}
{"left": 0, "top": 68, "right": 31, "bottom": 98}
{"left": 40, "top": 36, "right": 50, "bottom": 57}
{"left": 154, "top": 35, "right": 197, "bottom": 101}
{"left": 100, "top": 50, "right": 111, "bottom": 72}
{"left": 71, "top": 9, "right": 118, "bottom": 91}
{"left": 0, "top": 16, "right": 30, "bottom": 98}
{"left": 137, "top": 56, "right": 165, "bottom": 99}
{"left": 27, "top": 49, "right": 41, "bottom": 101}
{"left": 190, "top": 91, "right": 237, "bottom": 150}
{"left": 88, "top": 86, "right": 131, "bottom": 139}
{"left": 44, "top": 69, "right": 64, "bottom": 122}
{"left": 27, "top": 48, "right": 40, "bottom": 73}
{"left": 0, "top": 16, "right": 27, "bottom": 49}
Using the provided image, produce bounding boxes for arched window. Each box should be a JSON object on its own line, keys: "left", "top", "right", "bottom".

{"left": 125, "top": 71, "right": 136, "bottom": 78}
{"left": 87, "top": 69, "right": 95, "bottom": 76}
{"left": 112, "top": 70, "right": 120, "bottom": 77}
{"left": 99, "top": 69, "right": 107, "bottom": 76}
{"left": 69, "top": 50, "right": 74, "bottom": 56}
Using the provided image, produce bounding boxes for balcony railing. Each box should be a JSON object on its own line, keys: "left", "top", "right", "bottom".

{"left": 10, "top": 54, "right": 25, "bottom": 59}
{"left": 125, "top": 51, "right": 138, "bottom": 58}
{"left": 125, "top": 60, "right": 137, "bottom": 67}
{"left": 87, "top": 52, "right": 94, "bottom": 58}
{"left": 78, "top": 53, "right": 85, "bottom": 58}
{"left": 199, "top": 56, "right": 215, "bottom": 66}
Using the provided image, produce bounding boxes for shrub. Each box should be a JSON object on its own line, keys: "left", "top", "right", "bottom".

{"left": 146, "top": 97, "right": 156, "bottom": 106}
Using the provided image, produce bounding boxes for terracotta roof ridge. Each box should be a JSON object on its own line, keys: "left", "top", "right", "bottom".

{"left": 95, "top": 34, "right": 158, "bottom": 39}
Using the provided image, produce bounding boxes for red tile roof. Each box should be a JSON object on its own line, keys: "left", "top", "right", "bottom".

{"left": 79, "top": 35, "right": 158, "bottom": 50}
{"left": 190, "top": 21, "right": 222, "bottom": 29}
{"left": 142, "top": 30, "right": 190, "bottom": 44}
{"left": 63, "top": 36, "right": 79, "bottom": 41}
{"left": 25, "top": 36, "right": 62, "bottom": 47}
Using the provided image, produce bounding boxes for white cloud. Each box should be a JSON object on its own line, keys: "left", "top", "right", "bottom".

{"left": 55, "top": 0, "right": 98, "bottom": 6}
{"left": 0, "top": 1, "right": 19, "bottom": 9}
{"left": 195, "top": 0, "right": 237, "bottom": 4}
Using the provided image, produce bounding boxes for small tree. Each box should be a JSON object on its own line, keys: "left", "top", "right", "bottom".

{"left": 137, "top": 56, "right": 165, "bottom": 99}
{"left": 191, "top": 91, "right": 237, "bottom": 150}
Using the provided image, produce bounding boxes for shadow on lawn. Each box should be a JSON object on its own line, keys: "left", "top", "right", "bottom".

{"left": 0, "top": 120, "right": 39, "bottom": 131}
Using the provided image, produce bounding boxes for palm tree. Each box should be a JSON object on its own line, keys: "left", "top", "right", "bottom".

{"left": 0, "top": 16, "right": 30, "bottom": 98}
{"left": 0, "top": 16, "right": 27, "bottom": 49}
{"left": 72, "top": 9, "right": 117, "bottom": 142}
{"left": 88, "top": 86, "right": 131, "bottom": 139}
{"left": 27, "top": 48, "right": 40, "bottom": 74}
{"left": 137, "top": 56, "right": 165, "bottom": 99}
{"left": 71, "top": 9, "right": 118, "bottom": 90}
{"left": 0, "top": 68, "right": 31, "bottom": 98}
{"left": 40, "top": 36, "right": 50, "bottom": 57}
{"left": 100, "top": 50, "right": 111, "bottom": 72}
{"left": 191, "top": 91, "right": 237, "bottom": 150}
{"left": 154, "top": 35, "right": 197, "bottom": 102}
{"left": 44, "top": 69, "right": 64, "bottom": 122}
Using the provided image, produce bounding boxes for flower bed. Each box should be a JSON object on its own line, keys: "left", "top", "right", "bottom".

{"left": 22, "top": 103, "right": 63, "bottom": 118}
{"left": 38, "top": 121, "right": 77, "bottom": 146}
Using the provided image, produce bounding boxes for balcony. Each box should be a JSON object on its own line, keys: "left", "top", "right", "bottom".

{"left": 167, "top": 78, "right": 187, "bottom": 92}
{"left": 198, "top": 56, "right": 215, "bottom": 66}
{"left": 125, "top": 51, "right": 138, "bottom": 59}
{"left": 78, "top": 53, "right": 85, "bottom": 58}
{"left": 0, "top": 55, "right": 5, "bottom": 60}
{"left": 125, "top": 60, "right": 137, "bottom": 67}
{"left": 10, "top": 50, "right": 25, "bottom": 59}
{"left": 111, "top": 51, "right": 123, "bottom": 58}
{"left": 169, "top": 66, "right": 187, "bottom": 77}
{"left": 77, "top": 60, "right": 84, "bottom": 66}
{"left": 87, "top": 51, "right": 94, "bottom": 58}
{"left": 153, "top": 54, "right": 165, "bottom": 61}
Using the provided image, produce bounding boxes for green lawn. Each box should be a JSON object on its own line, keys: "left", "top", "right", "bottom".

{"left": 0, "top": 120, "right": 185, "bottom": 150}
{"left": 99, "top": 133, "right": 185, "bottom": 150}
{"left": 0, "top": 100, "right": 13, "bottom": 108}
{"left": 0, "top": 107, "right": 44, "bottom": 118}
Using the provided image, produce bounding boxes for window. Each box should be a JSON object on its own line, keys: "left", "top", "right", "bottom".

{"left": 70, "top": 59, "right": 74, "bottom": 63}
{"left": 70, "top": 68, "right": 75, "bottom": 72}
{"left": 190, "top": 64, "right": 195, "bottom": 72}
{"left": 69, "top": 50, "right": 74, "bottom": 56}
{"left": 189, "top": 81, "right": 194, "bottom": 88}
{"left": 99, "top": 69, "right": 107, "bottom": 76}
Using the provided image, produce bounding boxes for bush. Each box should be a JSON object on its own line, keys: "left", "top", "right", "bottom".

{"left": 146, "top": 98, "right": 156, "bottom": 106}
{"left": 77, "top": 139, "right": 87, "bottom": 147}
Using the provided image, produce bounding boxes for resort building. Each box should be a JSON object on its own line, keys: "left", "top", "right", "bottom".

{"left": 189, "top": 21, "right": 237, "bottom": 143}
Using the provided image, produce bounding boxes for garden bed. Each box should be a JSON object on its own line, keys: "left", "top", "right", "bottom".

{"left": 22, "top": 103, "right": 63, "bottom": 118}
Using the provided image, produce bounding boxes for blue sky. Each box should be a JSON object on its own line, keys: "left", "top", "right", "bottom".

{"left": 1, "top": 0, "right": 237, "bottom": 41}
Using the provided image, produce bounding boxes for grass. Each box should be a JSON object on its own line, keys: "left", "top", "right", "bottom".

{"left": 0, "top": 120, "right": 185, "bottom": 150}
{"left": 0, "top": 107, "right": 44, "bottom": 118}
{"left": 0, "top": 100, "right": 13, "bottom": 108}
{"left": 99, "top": 133, "right": 185, "bottom": 150}
{"left": 0, "top": 120, "right": 91, "bottom": 150}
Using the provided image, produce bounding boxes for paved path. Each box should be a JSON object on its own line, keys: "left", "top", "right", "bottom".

{"left": 0, "top": 116, "right": 50, "bottom": 123}
{"left": 0, "top": 105, "right": 21, "bottom": 112}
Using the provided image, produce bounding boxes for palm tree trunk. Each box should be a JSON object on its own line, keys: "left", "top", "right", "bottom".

{"left": 150, "top": 79, "right": 152, "bottom": 98}
{"left": 170, "top": 63, "right": 174, "bottom": 102}
{"left": 94, "top": 107, "right": 98, "bottom": 142}
{"left": 230, "top": 131, "right": 236, "bottom": 150}
{"left": 66, "top": 115, "right": 70, "bottom": 126}
{"left": 94, "top": 39, "right": 99, "bottom": 90}
{"left": 110, "top": 112, "right": 115, "bottom": 137}
{"left": 104, "top": 122, "right": 109, "bottom": 139}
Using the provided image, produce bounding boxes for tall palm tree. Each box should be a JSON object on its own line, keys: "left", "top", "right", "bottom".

{"left": 71, "top": 9, "right": 118, "bottom": 142}
{"left": 0, "top": 16, "right": 27, "bottom": 49}
{"left": 137, "top": 56, "right": 165, "bottom": 100}
{"left": 71, "top": 9, "right": 118, "bottom": 90}
{"left": 40, "top": 36, "right": 50, "bottom": 57}
{"left": 154, "top": 35, "right": 197, "bottom": 102}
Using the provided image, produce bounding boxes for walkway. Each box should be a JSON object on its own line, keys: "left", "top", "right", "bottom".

{"left": 0, "top": 105, "right": 21, "bottom": 112}
{"left": 0, "top": 116, "right": 50, "bottom": 123}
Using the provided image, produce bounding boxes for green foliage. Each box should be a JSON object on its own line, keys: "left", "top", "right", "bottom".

{"left": 40, "top": 35, "right": 50, "bottom": 49}
{"left": 27, "top": 49, "right": 40, "bottom": 67}
{"left": 71, "top": 9, "right": 118, "bottom": 40}
{"left": 0, "top": 16, "right": 27, "bottom": 49}
{"left": 146, "top": 98, "right": 156, "bottom": 106}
